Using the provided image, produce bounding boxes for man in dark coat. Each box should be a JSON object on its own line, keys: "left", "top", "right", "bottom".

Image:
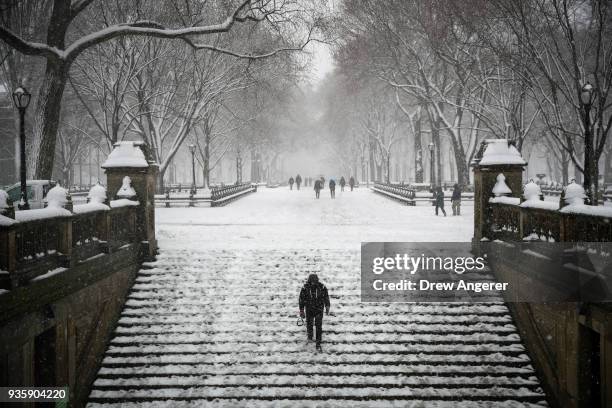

{"left": 314, "top": 179, "right": 322, "bottom": 199}
{"left": 289, "top": 177, "right": 294, "bottom": 190}
{"left": 329, "top": 179, "right": 336, "bottom": 198}
{"left": 349, "top": 176, "right": 355, "bottom": 191}
{"left": 296, "top": 174, "right": 302, "bottom": 190}
{"left": 451, "top": 184, "right": 462, "bottom": 216}
{"left": 299, "top": 273, "right": 330, "bottom": 352}
{"left": 434, "top": 186, "right": 447, "bottom": 216}
{"left": 339, "top": 176, "right": 346, "bottom": 192}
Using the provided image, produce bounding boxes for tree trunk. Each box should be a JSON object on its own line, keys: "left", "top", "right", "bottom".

{"left": 29, "top": 59, "right": 68, "bottom": 179}
{"left": 62, "top": 168, "right": 70, "bottom": 188}
{"left": 414, "top": 114, "right": 423, "bottom": 183}
{"left": 157, "top": 168, "right": 166, "bottom": 193}
{"left": 561, "top": 160, "right": 569, "bottom": 185}
{"left": 604, "top": 151, "right": 612, "bottom": 187}
{"left": 385, "top": 155, "right": 390, "bottom": 183}
{"left": 203, "top": 131, "right": 210, "bottom": 188}
{"left": 250, "top": 150, "right": 256, "bottom": 182}
{"left": 368, "top": 143, "right": 376, "bottom": 183}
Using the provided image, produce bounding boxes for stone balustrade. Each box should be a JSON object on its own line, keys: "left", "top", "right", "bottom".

{"left": 472, "top": 139, "right": 612, "bottom": 408}
{"left": 0, "top": 141, "right": 158, "bottom": 406}
{"left": 0, "top": 184, "right": 143, "bottom": 289}
{"left": 485, "top": 181, "right": 612, "bottom": 243}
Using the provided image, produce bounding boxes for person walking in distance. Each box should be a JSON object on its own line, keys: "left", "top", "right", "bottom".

{"left": 296, "top": 174, "right": 302, "bottom": 190}
{"left": 299, "top": 274, "right": 330, "bottom": 352}
{"left": 451, "top": 184, "right": 462, "bottom": 216}
{"left": 349, "top": 176, "right": 355, "bottom": 191}
{"left": 434, "top": 186, "right": 447, "bottom": 216}
{"left": 339, "top": 176, "right": 346, "bottom": 192}
{"left": 314, "top": 179, "right": 322, "bottom": 199}
{"left": 289, "top": 177, "right": 294, "bottom": 190}
{"left": 329, "top": 179, "right": 336, "bottom": 199}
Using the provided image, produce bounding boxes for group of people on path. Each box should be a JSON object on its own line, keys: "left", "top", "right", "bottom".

{"left": 289, "top": 175, "right": 325, "bottom": 190}
{"left": 312, "top": 176, "right": 355, "bottom": 199}
{"left": 433, "top": 183, "right": 462, "bottom": 216}
{"left": 288, "top": 174, "right": 303, "bottom": 190}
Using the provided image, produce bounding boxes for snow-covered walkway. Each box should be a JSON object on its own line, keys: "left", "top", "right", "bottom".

{"left": 88, "top": 188, "right": 547, "bottom": 407}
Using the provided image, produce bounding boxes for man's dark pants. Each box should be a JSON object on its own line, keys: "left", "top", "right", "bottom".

{"left": 306, "top": 309, "right": 324, "bottom": 346}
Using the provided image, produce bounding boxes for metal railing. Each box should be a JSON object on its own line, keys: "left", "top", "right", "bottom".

{"left": 372, "top": 183, "right": 416, "bottom": 205}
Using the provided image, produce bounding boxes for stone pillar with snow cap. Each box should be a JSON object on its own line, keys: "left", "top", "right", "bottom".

{"left": 522, "top": 179, "right": 544, "bottom": 203}
{"left": 102, "top": 141, "right": 158, "bottom": 258}
{"left": 45, "top": 184, "right": 73, "bottom": 212}
{"left": 471, "top": 139, "right": 526, "bottom": 242}
{"left": 44, "top": 184, "right": 74, "bottom": 266}
{"left": 560, "top": 181, "right": 587, "bottom": 209}
{"left": 0, "top": 189, "right": 14, "bottom": 219}
{"left": 87, "top": 183, "right": 109, "bottom": 205}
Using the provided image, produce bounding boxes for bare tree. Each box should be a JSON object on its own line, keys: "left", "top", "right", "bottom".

{"left": 0, "top": 0, "right": 322, "bottom": 179}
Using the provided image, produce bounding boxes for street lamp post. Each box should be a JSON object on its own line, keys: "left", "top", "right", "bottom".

{"left": 580, "top": 82, "right": 595, "bottom": 204}
{"left": 188, "top": 144, "right": 196, "bottom": 194}
{"left": 428, "top": 142, "right": 435, "bottom": 188}
{"left": 12, "top": 86, "right": 31, "bottom": 210}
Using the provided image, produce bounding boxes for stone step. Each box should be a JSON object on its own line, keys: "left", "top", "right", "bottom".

{"left": 88, "top": 386, "right": 546, "bottom": 401}
{"left": 88, "top": 247, "right": 546, "bottom": 407}
{"left": 117, "top": 314, "right": 514, "bottom": 324}
{"left": 97, "top": 363, "right": 536, "bottom": 375}
{"left": 113, "top": 323, "right": 518, "bottom": 334}
{"left": 89, "top": 399, "right": 547, "bottom": 408}
{"left": 100, "top": 352, "right": 532, "bottom": 365}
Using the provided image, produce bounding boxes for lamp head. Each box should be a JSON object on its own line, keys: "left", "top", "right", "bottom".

{"left": 581, "top": 82, "right": 594, "bottom": 106}
{"left": 12, "top": 86, "right": 31, "bottom": 109}
{"left": 188, "top": 144, "right": 196, "bottom": 154}
{"left": 428, "top": 142, "right": 435, "bottom": 152}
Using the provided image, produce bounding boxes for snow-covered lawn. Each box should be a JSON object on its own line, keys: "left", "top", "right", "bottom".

{"left": 156, "top": 187, "right": 474, "bottom": 249}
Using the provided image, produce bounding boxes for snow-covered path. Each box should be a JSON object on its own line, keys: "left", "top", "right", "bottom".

{"left": 155, "top": 187, "right": 474, "bottom": 249}
{"left": 88, "top": 188, "right": 547, "bottom": 407}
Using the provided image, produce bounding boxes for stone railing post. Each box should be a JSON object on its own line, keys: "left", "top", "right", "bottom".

{"left": 45, "top": 185, "right": 74, "bottom": 267}
{"left": 0, "top": 189, "right": 16, "bottom": 279}
{"left": 471, "top": 140, "right": 527, "bottom": 243}
{"left": 102, "top": 141, "right": 158, "bottom": 259}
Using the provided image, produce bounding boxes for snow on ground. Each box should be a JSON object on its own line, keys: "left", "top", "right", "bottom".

{"left": 88, "top": 187, "right": 547, "bottom": 407}
{"left": 156, "top": 187, "right": 474, "bottom": 250}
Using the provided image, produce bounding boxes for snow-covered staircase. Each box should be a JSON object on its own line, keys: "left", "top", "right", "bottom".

{"left": 88, "top": 248, "right": 548, "bottom": 407}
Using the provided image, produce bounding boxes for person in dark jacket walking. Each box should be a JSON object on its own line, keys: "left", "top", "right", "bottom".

{"left": 329, "top": 179, "right": 336, "bottom": 198}
{"left": 339, "top": 176, "right": 346, "bottom": 192}
{"left": 299, "top": 274, "right": 330, "bottom": 351}
{"left": 434, "top": 186, "right": 447, "bottom": 216}
{"left": 296, "top": 174, "right": 302, "bottom": 190}
{"left": 451, "top": 184, "right": 462, "bottom": 216}
{"left": 289, "top": 177, "right": 294, "bottom": 190}
{"left": 314, "top": 179, "right": 322, "bottom": 199}
{"left": 349, "top": 176, "right": 355, "bottom": 191}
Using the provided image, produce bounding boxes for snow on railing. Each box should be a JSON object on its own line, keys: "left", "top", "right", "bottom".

{"left": 486, "top": 178, "right": 612, "bottom": 242}
{"left": 0, "top": 178, "right": 143, "bottom": 287}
